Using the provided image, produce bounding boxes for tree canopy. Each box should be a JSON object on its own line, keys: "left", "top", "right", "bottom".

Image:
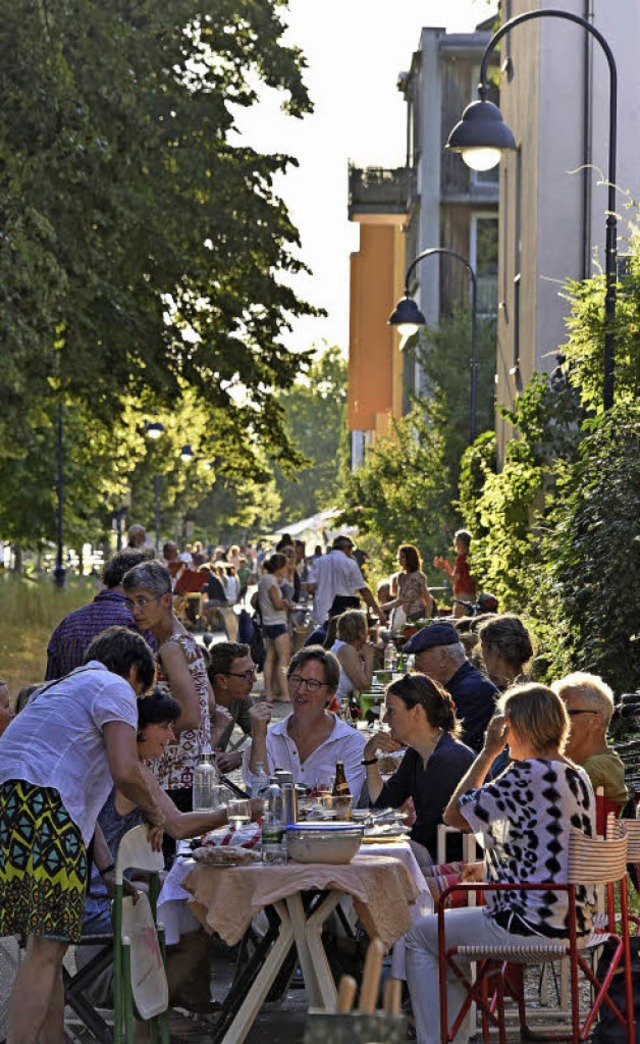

{"left": 0, "top": 0, "right": 318, "bottom": 470}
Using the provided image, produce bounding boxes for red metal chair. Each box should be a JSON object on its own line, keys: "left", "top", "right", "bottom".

{"left": 436, "top": 824, "right": 634, "bottom": 1044}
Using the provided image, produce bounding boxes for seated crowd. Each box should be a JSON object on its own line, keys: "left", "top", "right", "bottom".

{"left": 0, "top": 529, "right": 634, "bottom": 1044}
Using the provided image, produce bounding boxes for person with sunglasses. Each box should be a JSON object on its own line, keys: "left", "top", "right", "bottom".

{"left": 552, "top": 671, "right": 628, "bottom": 805}
{"left": 206, "top": 641, "right": 257, "bottom": 773}
{"left": 362, "top": 673, "right": 475, "bottom": 861}
{"left": 243, "top": 646, "right": 367, "bottom": 800}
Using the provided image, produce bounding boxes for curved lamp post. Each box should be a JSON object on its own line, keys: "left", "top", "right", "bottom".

{"left": 389, "top": 247, "right": 478, "bottom": 443}
{"left": 53, "top": 402, "right": 66, "bottom": 588}
{"left": 446, "top": 8, "right": 618, "bottom": 410}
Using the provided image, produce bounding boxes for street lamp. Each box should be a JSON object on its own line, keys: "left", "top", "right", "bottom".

{"left": 389, "top": 247, "right": 479, "bottom": 443}
{"left": 144, "top": 421, "right": 165, "bottom": 548}
{"left": 180, "top": 443, "right": 194, "bottom": 463}
{"left": 446, "top": 8, "right": 618, "bottom": 411}
{"left": 53, "top": 402, "right": 66, "bottom": 588}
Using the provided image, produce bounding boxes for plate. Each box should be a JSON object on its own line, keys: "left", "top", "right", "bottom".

{"left": 362, "top": 834, "right": 410, "bottom": 845}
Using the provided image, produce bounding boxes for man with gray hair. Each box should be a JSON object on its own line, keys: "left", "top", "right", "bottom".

{"left": 552, "top": 671, "right": 627, "bottom": 804}
{"left": 403, "top": 622, "right": 498, "bottom": 752}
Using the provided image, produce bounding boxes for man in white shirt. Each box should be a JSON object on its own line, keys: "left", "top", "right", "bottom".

{"left": 243, "top": 646, "right": 367, "bottom": 801}
{"left": 307, "top": 534, "right": 386, "bottom": 625}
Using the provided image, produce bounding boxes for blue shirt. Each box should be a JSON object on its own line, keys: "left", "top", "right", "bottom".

{"left": 446, "top": 661, "right": 498, "bottom": 752}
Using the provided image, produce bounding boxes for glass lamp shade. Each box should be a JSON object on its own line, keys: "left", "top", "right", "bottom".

{"left": 446, "top": 99, "right": 515, "bottom": 170}
{"left": 388, "top": 296, "right": 426, "bottom": 334}
{"left": 460, "top": 146, "right": 502, "bottom": 171}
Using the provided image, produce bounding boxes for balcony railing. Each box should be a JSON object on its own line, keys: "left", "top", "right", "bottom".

{"left": 348, "top": 165, "right": 415, "bottom": 217}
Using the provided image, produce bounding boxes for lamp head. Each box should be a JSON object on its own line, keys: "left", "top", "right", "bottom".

{"left": 180, "top": 443, "right": 194, "bottom": 462}
{"left": 388, "top": 296, "right": 426, "bottom": 340}
{"left": 446, "top": 98, "right": 515, "bottom": 171}
{"left": 145, "top": 421, "right": 165, "bottom": 440}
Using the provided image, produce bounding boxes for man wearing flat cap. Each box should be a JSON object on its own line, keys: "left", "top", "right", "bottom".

{"left": 403, "top": 622, "right": 498, "bottom": 751}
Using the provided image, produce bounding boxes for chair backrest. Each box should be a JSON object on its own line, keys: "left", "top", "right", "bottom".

{"left": 615, "top": 817, "right": 640, "bottom": 861}
{"left": 595, "top": 787, "right": 624, "bottom": 837}
{"left": 567, "top": 825, "right": 628, "bottom": 885}
{"left": 115, "top": 824, "right": 164, "bottom": 884}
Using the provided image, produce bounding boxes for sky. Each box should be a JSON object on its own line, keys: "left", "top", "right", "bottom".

{"left": 235, "top": 0, "right": 495, "bottom": 354}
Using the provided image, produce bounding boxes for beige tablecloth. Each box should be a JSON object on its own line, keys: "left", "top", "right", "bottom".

{"left": 183, "top": 852, "right": 420, "bottom": 949}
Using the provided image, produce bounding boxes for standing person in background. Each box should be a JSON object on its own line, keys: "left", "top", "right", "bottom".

{"left": 45, "top": 548, "right": 153, "bottom": 680}
{"left": 384, "top": 544, "right": 434, "bottom": 623}
{"left": 126, "top": 523, "right": 147, "bottom": 548}
{"left": 307, "top": 534, "right": 387, "bottom": 626}
{"left": 122, "top": 562, "right": 226, "bottom": 825}
{"left": 434, "top": 529, "right": 476, "bottom": 618}
{"left": 257, "top": 552, "right": 293, "bottom": 703}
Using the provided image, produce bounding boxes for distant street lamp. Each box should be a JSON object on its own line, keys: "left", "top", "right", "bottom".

{"left": 180, "top": 443, "right": 194, "bottom": 463}
{"left": 144, "top": 421, "right": 165, "bottom": 548}
{"left": 446, "top": 8, "right": 618, "bottom": 411}
{"left": 53, "top": 402, "right": 66, "bottom": 588}
{"left": 389, "top": 247, "right": 479, "bottom": 443}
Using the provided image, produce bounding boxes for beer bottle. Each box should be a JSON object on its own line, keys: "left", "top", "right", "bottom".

{"left": 332, "top": 761, "right": 351, "bottom": 797}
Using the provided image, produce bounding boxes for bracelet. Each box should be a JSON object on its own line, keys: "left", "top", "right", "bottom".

{"left": 99, "top": 863, "right": 115, "bottom": 876}
{"left": 361, "top": 757, "right": 378, "bottom": 766}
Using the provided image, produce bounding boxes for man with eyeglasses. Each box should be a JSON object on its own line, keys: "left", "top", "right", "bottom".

{"left": 243, "top": 646, "right": 367, "bottom": 800}
{"left": 552, "top": 671, "right": 628, "bottom": 804}
{"left": 45, "top": 548, "right": 154, "bottom": 680}
{"left": 206, "top": 642, "right": 256, "bottom": 773}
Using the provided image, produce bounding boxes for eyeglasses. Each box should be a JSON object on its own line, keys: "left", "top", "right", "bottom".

{"left": 125, "top": 595, "right": 162, "bottom": 610}
{"left": 224, "top": 669, "right": 257, "bottom": 681}
{"left": 288, "top": 674, "right": 329, "bottom": 693}
{"left": 566, "top": 708, "right": 598, "bottom": 717}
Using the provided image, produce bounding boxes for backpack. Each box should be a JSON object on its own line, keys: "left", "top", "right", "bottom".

{"left": 237, "top": 608, "right": 266, "bottom": 671}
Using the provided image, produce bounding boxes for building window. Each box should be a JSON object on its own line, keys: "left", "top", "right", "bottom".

{"left": 470, "top": 213, "right": 498, "bottom": 316}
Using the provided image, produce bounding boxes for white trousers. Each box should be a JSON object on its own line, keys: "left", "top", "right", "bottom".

{"left": 405, "top": 906, "right": 555, "bottom": 1044}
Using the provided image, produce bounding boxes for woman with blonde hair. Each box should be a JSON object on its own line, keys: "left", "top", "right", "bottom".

{"left": 328, "top": 610, "right": 376, "bottom": 713}
{"left": 405, "top": 682, "right": 595, "bottom": 1044}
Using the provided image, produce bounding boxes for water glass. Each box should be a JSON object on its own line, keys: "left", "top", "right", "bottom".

{"left": 227, "top": 799, "right": 251, "bottom": 830}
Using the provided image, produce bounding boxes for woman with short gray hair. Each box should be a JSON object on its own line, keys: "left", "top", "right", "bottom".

{"left": 122, "top": 562, "right": 227, "bottom": 836}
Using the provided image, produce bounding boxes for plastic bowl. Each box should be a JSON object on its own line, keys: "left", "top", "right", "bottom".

{"left": 285, "top": 823, "right": 364, "bottom": 864}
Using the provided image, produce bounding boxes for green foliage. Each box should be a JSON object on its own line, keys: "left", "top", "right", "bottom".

{"left": 0, "top": 0, "right": 317, "bottom": 466}
{"left": 413, "top": 309, "right": 497, "bottom": 495}
{"left": 561, "top": 228, "right": 640, "bottom": 410}
{"left": 458, "top": 371, "right": 581, "bottom": 612}
{"left": 538, "top": 405, "right": 640, "bottom": 694}
{"left": 273, "top": 345, "right": 348, "bottom": 525}
{"left": 338, "top": 399, "right": 457, "bottom": 577}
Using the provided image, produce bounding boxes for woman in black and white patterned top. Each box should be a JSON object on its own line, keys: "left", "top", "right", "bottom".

{"left": 405, "top": 683, "right": 596, "bottom": 1044}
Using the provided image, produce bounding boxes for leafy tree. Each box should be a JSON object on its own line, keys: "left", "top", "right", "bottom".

{"left": 338, "top": 399, "right": 457, "bottom": 577}
{"left": 273, "top": 345, "right": 348, "bottom": 525}
{"left": 0, "top": 0, "right": 318, "bottom": 468}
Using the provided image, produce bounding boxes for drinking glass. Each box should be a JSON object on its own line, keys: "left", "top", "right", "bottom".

{"left": 227, "top": 799, "right": 251, "bottom": 830}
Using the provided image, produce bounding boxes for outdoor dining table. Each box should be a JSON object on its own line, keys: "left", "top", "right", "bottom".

{"left": 159, "top": 845, "right": 421, "bottom": 1044}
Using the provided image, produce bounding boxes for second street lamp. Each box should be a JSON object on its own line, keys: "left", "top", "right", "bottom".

{"left": 389, "top": 247, "right": 479, "bottom": 443}
{"left": 144, "top": 421, "right": 165, "bottom": 549}
{"left": 446, "top": 7, "right": 618, "bottom": 411}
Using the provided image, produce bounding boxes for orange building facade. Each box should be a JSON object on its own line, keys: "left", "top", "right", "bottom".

{"left": 347, "top": 168, "right": 408, "bottom": 465}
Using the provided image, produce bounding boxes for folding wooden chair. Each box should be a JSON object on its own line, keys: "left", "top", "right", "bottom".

{"left": 437, "top": 824, "right": 634, "bottom": 1044}
{"left": 113, "top": 825, "right": 169, "bottom": 1044}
